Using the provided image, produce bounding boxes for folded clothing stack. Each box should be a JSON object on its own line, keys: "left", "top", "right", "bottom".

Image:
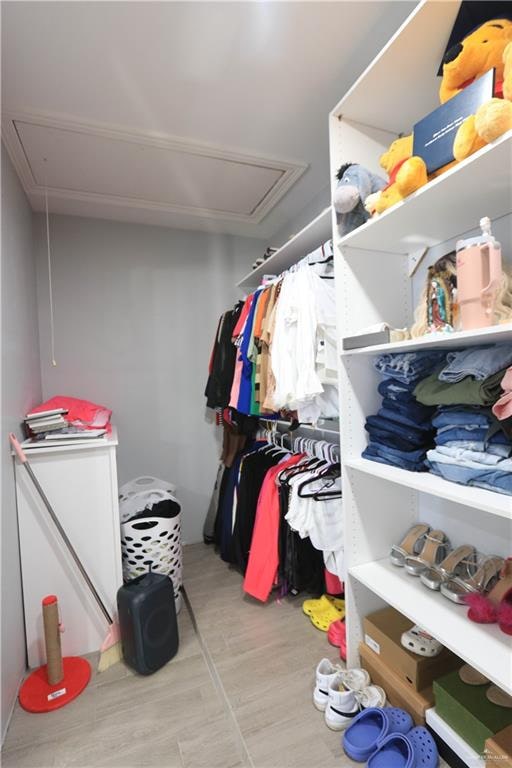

{"left": 362, "top": 351, "right": 444, "bottom": 471}
{"left": 414, "top": 345, "right": 512, "bottom": 496}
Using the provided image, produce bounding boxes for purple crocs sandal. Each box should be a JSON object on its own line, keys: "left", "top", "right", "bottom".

{"left": 342, "top": 707, "right": 413, "bottom": 762}
{"left": 367, "top": 726, "right": 439, "bottom": 768}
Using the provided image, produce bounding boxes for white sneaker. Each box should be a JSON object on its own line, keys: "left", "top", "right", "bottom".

{"left": 339, "top": 667, "right": 371, "bottom": 692}
{"left": 355, "top": 684, "right": 386, "bottom": 709}
{"left": 313, "top": 658, "right": 342, "bottom": 711}
{"left": 324, "top": 673, "right": 360, "bottom": 731}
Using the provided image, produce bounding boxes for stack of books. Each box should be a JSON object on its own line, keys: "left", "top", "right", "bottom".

{"left": 24, "top": 408, "right": 107, "bottom": 445}
{"left": 25, "top": 408, "right": 69, "bottom": 436}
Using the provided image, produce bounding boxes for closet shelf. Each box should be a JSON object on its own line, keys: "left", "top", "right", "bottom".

{"left": 344, "top": 458, "right": 512, "bottom": 520}
{"left": 237, "top": 206, "right": 332, "bottom": 290}
{"left": 350, "top": 559, "right": 512, "bottom": 696}
{"left": 336, "top": 131, "right": 512, "bottom": 256}
{"left": 341, "top": 322, "right": 512, "bottom": 356}
{"left": 425, "top": 709, "right": 479, "bottom": 768}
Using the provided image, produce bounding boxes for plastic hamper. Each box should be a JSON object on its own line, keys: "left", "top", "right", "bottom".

{"left": 119, "top": 477, "right": 182, "bottom": 612}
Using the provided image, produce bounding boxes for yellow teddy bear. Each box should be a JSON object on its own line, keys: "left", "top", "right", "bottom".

{"left": 371, "top": 20, "right": 512, "bottom": 215}
{"left": 444, "top": 19, "right": 512, "bottom": 161}
{"left": 372, "top": 135, "right": 428, "bottom": 215}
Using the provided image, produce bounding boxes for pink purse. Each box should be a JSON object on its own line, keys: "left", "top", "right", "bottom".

{"left": 456, "top": 217, "right": 502, "bottom": 331}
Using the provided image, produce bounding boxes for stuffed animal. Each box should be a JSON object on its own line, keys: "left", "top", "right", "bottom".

{"left": 440, "top": 19, "right": 512, "bottom": 161}
{"left": 372, "top": 135, "right": 428, "bottom": 215}
{"left": 332, "top": 163, "right": 386, "bottom": 237}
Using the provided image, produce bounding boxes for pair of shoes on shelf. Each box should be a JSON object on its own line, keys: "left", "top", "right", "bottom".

{"left": 391, "top": 525, "right": 512, "bottom": 633}
{"left": 390, "top": 523, "right": 450, "bottom": 576}
{"left": 303, "top": 594, "right": 345, "bottom": 631}
{"left": 342, "top": 707, "right": 439, "bottom": 766}
{"left": 313, "top": 659, "right": 386, "bottom": 731}
{"left": 464, "top": 557, "right": 512, "bottom": 634}
{"left": 459, "top": 664, "right": 512, "bottom": 708}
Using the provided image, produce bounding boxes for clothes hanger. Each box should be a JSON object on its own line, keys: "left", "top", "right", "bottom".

{"left": 297, "top": 462, "right": 341, "bottom": 498}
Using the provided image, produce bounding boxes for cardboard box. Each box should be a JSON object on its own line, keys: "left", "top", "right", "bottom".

{"left": 486, "top": 724, "right": 512, "bottom": 768}
{"left": 434, "top": 670, "right": 512, "bottom": 755}
{"left": 363, "top": 606, "right": 462, "bottom": 691}
{"left": 359, "top": 642, "right": 433, "bottom": 726}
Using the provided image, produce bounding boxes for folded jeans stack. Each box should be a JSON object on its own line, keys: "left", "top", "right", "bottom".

{"left": 426, "top": 406, "right": 512, "bottom": 495}
{"left": 413, "top": 345, "right": 512, "bottom": 496}
{"left": 362, "top": 351, "right": 444, "bottom": 471}
{"left": 414, "top": 344, "right": 512, "bottom": 408}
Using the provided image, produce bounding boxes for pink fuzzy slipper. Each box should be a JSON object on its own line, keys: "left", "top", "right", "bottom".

{"left": 498, "top": 598, "right": 512, "bottom": 635}
{"left": 465, "top": 592, "right": 498, "bottom": 624}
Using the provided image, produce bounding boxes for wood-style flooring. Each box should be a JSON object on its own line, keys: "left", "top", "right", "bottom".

{"left": 2, "top": 543, "right": 447, "bottom": 767}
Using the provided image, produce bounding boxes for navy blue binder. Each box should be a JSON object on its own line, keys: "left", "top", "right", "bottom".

{"left": 413, "top": 69, "right": 495, "bottom": 174}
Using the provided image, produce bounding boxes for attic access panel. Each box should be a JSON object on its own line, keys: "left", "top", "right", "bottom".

{"left": 7, "top": 115, "right": 306, "bottom": 223}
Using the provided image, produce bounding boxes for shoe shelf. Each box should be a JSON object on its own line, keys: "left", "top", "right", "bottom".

{"left": 425, "top": 709, "right": 480, "bottom": 768}
{"left": 342, "top": 322, "right": 512, "bottom": 357}
{"left": 344, "top": 458, "right": 512, "bottom": 521}
{"left": 237, "top": 205, "right": 333, "bottom": 290}
{"left": 350, "top": 559, "right": 512, "bottom": 696}
{"left": 336, "top": 131, "right": 512, "bottom": 256}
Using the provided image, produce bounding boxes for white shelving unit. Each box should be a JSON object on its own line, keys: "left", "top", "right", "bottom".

{"left": 425, "top": 709, "right": 481, "bottom": 767}
{"left": 329, "top": 0, "right": 512, "bottom": 737}
{"left": 343, "top": 322, "right": 512, "bottom": 357}
{"left": 237, "top": 205, "right": 332, "bottom": 290}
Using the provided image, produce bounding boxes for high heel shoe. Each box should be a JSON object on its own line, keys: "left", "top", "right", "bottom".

{"left": 420, "top": 544, "right": 477, "bottom": 591}
{"left": 465, "top": 557, "right": 512, "bottom": 634}
{"left": 440, "top": 555, "right": 504, "bottom": 605}
{"left": 404, "top": 530, "right": 450, "bottom": 576}
{"left": 390, "top": 523, "right": 430, "bottom": 567}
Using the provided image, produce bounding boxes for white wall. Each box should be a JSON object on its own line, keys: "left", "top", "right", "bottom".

{"left": 34, "top": 214, "right": 263, "bottom": 543}
{"left": 1, "top": 146, "right": 42, "bottom": 742}
{"left": 270, "top": 183, "right": 331, "bottom": 250}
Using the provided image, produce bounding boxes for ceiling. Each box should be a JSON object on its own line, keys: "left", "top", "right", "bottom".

{"left": 2, "top": 1, "right": 416, "bottom": 239}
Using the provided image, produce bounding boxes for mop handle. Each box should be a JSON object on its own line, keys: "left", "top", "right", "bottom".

{"left": 9, "top": 433, "right": 113, "bottom": 626}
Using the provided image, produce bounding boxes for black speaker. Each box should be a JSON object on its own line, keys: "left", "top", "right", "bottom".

{"left": 117, "top": 572, "right": 179, "bottom": 675}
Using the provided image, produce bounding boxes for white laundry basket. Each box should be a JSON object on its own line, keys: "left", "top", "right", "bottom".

{"left": 119, "top": 477, "right": 182, "bottom": 612}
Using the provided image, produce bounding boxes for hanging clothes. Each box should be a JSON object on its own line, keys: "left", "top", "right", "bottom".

{"left": 205, "top": 238, "right": 338, "bottom": 424}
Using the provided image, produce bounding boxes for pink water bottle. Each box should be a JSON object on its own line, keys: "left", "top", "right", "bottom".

{"left": 456, "top": 217, "right": 502, "bottom": 330}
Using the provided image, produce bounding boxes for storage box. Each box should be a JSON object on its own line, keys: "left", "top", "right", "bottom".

{"left": 486, "top": 724, "right": 512, "bottom": 768}
{"left": 363, "top": 606, "right": 462, "bottom": 690}
{"left": 434, "top": 670, "right": 512, "bottom": 755}
{"left": 359, "top": 642, "right": 433, "bottom": 725}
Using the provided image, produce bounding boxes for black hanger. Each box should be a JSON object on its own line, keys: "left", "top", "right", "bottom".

{"left": 297, "top": 463, "right": 341, "bottom": 498}
{"left": 278, "top": 457, "right": 324, "bottom": 486}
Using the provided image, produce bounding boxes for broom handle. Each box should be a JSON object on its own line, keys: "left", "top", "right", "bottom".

{"left": 9, "top": 433, "right": 113, "bottom": 626}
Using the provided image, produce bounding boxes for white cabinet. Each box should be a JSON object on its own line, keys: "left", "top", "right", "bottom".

{"left": 328, "top": 0, "right": 512, "bottom": 712}
{"left": 14, "top": 430, "right": 122, "bottom": 668}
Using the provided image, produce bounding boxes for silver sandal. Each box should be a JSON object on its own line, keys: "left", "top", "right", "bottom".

{"left": 420, "top": 544, "right": 477, "bottom": 590}
{"left": 404, "top": 530, "right": 450, "bottom": 576}
{"left": 390, "top": 523, "right": 431, "bottom": 567}
{"left": 440, "top": 555, "right": 505, "bottom": 604}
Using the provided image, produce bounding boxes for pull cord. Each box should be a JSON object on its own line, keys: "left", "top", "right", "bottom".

{"left": 44, "top": 162, "right": 57, "bottom": 367}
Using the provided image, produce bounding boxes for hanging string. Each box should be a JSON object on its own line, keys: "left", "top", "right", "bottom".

{"left": 44, "top": 160, "right": 57, "bottom": 367}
